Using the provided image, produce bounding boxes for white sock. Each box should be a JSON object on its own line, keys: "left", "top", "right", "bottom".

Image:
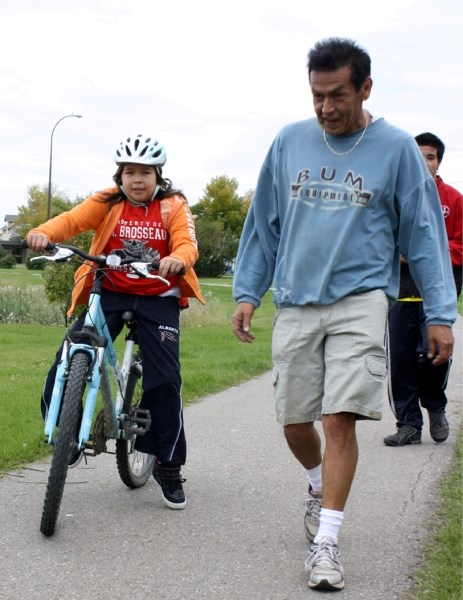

{"left": 314, "top": 508, "right": 344, "bottom": 544}
{"left": 305, "top": 464, "right": 322, "bottom": 493}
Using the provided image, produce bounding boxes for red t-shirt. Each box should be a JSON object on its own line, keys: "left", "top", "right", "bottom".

{"left": 102, "top": 201, "right": 178, "bottom": 295}
{"left": 436, "top": 176, "right": 463, "bottom": 266}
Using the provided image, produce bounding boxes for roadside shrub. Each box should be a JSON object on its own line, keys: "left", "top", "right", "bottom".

{"left": 0, "top": 286, "right": 63, "bottom": 324}
{"left": 42, "top": 261, "right": 76, "bottom": 311}
{"left": 0, "top": 255, "right": 17, "bottom": 269}
{"left": 25, "top": 254, "right": 46, "bottom": 270}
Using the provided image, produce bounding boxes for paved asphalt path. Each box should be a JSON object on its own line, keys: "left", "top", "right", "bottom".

{"left": 0, "top": 317, "right": 461, "bottom": 600}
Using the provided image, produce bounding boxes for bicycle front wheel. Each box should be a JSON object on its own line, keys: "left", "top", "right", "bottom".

{"left": 40, "top": 352, "right": 90, "bottom": 537}
{"left": 116, "top": 361, "right": 155, "bottom": 488}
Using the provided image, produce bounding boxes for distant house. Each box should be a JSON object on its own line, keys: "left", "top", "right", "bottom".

{"left": 1, "top": 214, "right": 20, "bottom": 240}
{"left": 0, "top": 214, "right": 26, "bottom": 263}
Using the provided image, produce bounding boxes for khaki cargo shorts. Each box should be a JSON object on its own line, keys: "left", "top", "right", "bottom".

{"left": 272, "top": 290, "right": 388, "bottom": 425}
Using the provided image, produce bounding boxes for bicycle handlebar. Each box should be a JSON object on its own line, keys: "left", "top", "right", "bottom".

{"left": 26, "top": 241, "right": 186, "bottom": 278}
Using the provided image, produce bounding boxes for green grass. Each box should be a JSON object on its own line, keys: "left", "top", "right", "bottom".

{"left": 0, "top": 264, "right": 46, "bottom": 287}
{"left": 0, "top": 325, "right": 65, "bottom": 469}
{"left": 407, "top": 431, "right": 462, "bottom": 600}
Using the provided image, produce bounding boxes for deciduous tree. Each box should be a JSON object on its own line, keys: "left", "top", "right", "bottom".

{"left": 15, "top": 184, "right": 77, "bottom": 238}
{"left": 191, "top": 175, "right": 252, "bottom": 276}
{"left": 191, "top": 175, "right": 248, "bottom": 237}
{"left": 17, "top": 184, "right": 92, "bottom": 312}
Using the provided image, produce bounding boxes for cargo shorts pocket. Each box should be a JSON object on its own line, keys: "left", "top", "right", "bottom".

{"left": 366, "top": 355, "right": 386, "bottom": 379}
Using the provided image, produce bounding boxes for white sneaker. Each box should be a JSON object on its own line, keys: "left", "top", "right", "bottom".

{"left": 304, "top": 536, "right": 344, "bottom": 590}
{"left": 304, "top": 486, "right": 322, "bottom": 542}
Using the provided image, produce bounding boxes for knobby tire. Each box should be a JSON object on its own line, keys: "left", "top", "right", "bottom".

{"left": 40, "top": 352, "right": 90, "bottom": 537}
{"left": 116, "top": 362, "right": 155, "bottom": 488}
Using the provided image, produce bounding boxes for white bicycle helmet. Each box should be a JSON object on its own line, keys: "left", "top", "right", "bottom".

{"left": 114, "top": 134, "right": 167, "bottom": 166}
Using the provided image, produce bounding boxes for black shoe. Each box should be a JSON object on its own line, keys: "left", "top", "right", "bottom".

{"left": 428, "top": 411, "right": 449, "bottom": 443}
{"left": 68, "top": 444, "right": 84, "bottom": 468}
{"left": 48, "top": 438, "right": 84, "bottom": 468}
{"left": 384, "top": 426, "right": 422, "bottom": 446}
{"left": 152, "top": 461, "right": 186, "bottom": 509}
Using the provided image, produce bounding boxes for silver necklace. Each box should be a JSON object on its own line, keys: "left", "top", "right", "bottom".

{"left": 322, "top": 111, "right": 370, "bottom": 156}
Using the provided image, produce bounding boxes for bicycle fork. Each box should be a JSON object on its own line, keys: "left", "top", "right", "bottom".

{"left": 44, "top": 340, "right": 107, "bottom": 449}
{"left": 44, "top": 330, "right": 150, "bottom": 452}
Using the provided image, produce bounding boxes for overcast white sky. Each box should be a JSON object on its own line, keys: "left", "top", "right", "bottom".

{"left": 1, "top": 0, "right": 462, "bottom": 225}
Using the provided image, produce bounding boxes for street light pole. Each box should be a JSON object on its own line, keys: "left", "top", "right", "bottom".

{"left": 46, "top": 113, "right": 82, "bottom": 221}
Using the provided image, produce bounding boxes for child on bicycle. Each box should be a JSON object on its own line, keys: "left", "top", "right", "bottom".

{"left": 26, "top": 133, "right": 204, "bottom": 510}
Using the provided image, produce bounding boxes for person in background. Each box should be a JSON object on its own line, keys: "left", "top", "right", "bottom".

{"left": 384, "top": 132, "right": 462, "bottom": 447}
{"left": 27, "top": 134, "right": 204, "bottom": 510}
{"left": 231, "top": 38, "right": 456, "bottom": 591}
{"left": 416, "top": 132, "right": 462, "bottom": 297}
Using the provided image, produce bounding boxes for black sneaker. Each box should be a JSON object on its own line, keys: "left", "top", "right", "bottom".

{"left": 68, "top": 444, "right": 84, "bottom": 468}
{"left": 48, "top": 439, "right": 84, "bottom": 468}
{"left": 152, "top": 461, "right": 186, "bottom": 509}
{"left": 383, "top": 426, "right": 422, "bottom": 446}
{"left": 428, "top": 411, "right": 449, "bottom": 443}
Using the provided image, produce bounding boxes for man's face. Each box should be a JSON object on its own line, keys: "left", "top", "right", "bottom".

{"left": 309, "top": 65, "right": 372, "bottom": 136}
{"left": 418, "top": 145, "right": 441, "bottom": 179}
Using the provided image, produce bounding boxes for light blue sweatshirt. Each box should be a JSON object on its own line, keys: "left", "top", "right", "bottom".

{"left": 233, "top": 117, "right": 456, "bottom": 326}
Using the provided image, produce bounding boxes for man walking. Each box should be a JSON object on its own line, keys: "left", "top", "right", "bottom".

{"left": 232, "top": 38, "right": 456, "bottom": 591}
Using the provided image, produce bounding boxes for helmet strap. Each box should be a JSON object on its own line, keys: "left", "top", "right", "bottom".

{"left": 120, "top": 183, "right": 160, "bottom": 207}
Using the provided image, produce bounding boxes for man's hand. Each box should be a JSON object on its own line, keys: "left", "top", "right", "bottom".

{"left": 232, "top": 302, "right": 256, "bottom": 343}
{"left": 427, "top": 325, "right": 454, "bottom": 365}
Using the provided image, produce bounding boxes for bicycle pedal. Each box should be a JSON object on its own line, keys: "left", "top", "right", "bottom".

{"left": 122, "top": 408, "right": 151, "bottom": 435}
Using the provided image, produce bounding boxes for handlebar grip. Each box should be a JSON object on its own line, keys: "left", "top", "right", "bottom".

{"left": 21, "top": 239, "right": 56, "bottom": 251}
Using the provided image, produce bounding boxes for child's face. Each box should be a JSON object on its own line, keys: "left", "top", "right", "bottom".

{"left": 121, "top": 163, "right": 157, "bottom": 202}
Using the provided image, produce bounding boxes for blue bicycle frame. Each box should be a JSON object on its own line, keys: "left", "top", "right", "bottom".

{"left": 44, "top": 269, "right": 132, "bottom": 450}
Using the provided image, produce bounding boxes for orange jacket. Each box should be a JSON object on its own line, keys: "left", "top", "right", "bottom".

{"left": 30, "top": 188, "right": 205, "bottom": 315}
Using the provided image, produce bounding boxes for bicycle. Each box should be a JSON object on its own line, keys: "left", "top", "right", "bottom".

{"left": 31, "top": 242, "right": 174, "bottom": 537}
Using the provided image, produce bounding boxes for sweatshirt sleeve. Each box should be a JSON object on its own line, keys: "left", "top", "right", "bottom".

{"left": 233, "top": 145, "right": 280, "bottom": 307}
{"left": 398, "top": 177, "right": 457, "bottom": 326}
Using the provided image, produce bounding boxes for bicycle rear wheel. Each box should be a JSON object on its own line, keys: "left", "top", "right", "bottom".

{"left": 116, "top": 359, "right": 155, "bottom": 488}
{"left": 40, "top": 352, "right": 90, "bottom": 537}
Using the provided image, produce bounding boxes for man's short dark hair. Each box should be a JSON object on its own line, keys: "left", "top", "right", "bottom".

{"left": 307, "top": 37, "right": 371, "bottom": 92}
{"left": 415, "top": 132, "right": 445, "bottom": 163}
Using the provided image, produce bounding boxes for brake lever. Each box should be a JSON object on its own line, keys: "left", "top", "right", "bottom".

{"left": 131, "top": 262, "right": 171, "bottom": 286}
{"left": 30, "top": 247, "right": 74, "bottom": 263}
